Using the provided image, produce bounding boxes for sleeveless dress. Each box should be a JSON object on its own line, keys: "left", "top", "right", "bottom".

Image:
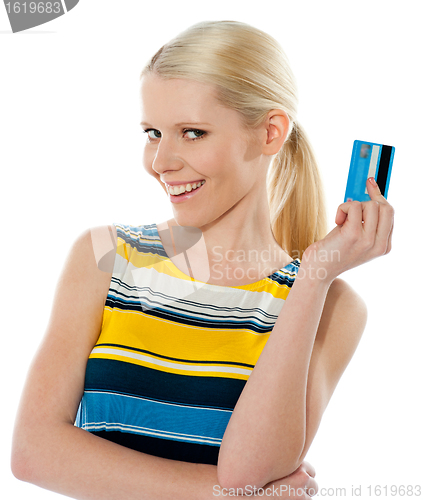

{"left": 75, "top": 222, "right": 301, "bottom": 465}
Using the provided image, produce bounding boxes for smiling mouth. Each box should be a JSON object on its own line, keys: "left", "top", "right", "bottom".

{"left": 166, "top": 180, "right": 206, "bottom": 196}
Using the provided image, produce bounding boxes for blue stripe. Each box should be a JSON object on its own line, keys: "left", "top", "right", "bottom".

{"left": 83, "top": 358, "right": 247, "bottom": 410}
{"left": 78, "top": 391, "right": 231, "bottom": 446}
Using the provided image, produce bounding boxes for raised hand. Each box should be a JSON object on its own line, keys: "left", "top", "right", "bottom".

{"left": 302, "top": 177, "right": 394, "bottom": 284}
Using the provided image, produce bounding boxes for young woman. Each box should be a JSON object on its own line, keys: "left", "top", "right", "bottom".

{"left": 11, "top": 20, "right": 394, "bottom": 499}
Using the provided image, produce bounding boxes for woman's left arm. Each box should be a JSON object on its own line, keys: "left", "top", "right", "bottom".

{"left": 217, "top": 178, "right": 394, "bottom": 491}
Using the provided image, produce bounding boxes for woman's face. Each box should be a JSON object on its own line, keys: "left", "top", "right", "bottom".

{"left": 140, "top": 73, "right": 268, "bottom": 228}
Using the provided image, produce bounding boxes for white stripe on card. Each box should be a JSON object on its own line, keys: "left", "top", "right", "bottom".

{"left": 365, "top": 145, "right": 380, "bottom": 194}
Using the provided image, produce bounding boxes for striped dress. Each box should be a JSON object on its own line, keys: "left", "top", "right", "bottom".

{"left": 75, "top": 223, "right": 301, "bottom": 465}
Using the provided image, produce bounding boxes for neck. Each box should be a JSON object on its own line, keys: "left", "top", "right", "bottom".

{"left": 163, "top": 209, "right": 291, "bottom": 286}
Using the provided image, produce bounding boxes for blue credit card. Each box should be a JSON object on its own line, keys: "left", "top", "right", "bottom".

{"left": 344, "top": 140, "right": 395, "bottom": 202}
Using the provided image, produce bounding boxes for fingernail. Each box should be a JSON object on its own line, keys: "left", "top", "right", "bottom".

{"left": 369, "top": 177, "right": 378, "bottom": 187}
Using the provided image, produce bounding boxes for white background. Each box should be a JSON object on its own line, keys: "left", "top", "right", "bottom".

{"left": 1, "top": 1, "right": 422, "bottom": 498}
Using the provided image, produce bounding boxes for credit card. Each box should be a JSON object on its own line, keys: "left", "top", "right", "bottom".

{"left": 344, "top": 140, "right": 395, "bottom": 202}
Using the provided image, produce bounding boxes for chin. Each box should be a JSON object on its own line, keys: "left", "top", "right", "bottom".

{"left": 171, "top": 211, "right": 205, "bottom": 229}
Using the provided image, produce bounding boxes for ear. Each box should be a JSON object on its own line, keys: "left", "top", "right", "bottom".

{"left": 262, "top": 110, "right": 290, "bottom": 156}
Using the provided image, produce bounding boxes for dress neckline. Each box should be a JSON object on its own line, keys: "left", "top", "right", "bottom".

{"left": 153, "top": 223, "right": 300, "bottom": 290}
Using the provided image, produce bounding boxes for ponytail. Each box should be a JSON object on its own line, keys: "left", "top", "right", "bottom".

{"left": 267, "top": 122, "right": 328, "bottom": 260}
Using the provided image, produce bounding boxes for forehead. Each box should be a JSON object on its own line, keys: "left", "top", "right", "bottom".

{"left": 140, "top": 73, "right": 239, "bottom": 126}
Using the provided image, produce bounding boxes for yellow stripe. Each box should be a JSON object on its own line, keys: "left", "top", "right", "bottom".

{"left": 97, "top": 308, "right": 270, "bottom": 368}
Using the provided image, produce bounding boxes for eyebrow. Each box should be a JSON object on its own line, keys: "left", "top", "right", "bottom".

{"left": 140, "top": 121, "right": 213, "bottom": 127}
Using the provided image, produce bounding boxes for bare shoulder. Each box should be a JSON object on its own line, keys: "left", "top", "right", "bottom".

{"left": 88, "top": 224, "right": 118, "bottom": 274}
{"left": 42, "top": 223, "right": 118, "bottom": 353}
{"left": 62, "top": 224, "right": 117, "bottom": 305}
{"left": 13, "top": 225, "right": 118, "bottom": 451}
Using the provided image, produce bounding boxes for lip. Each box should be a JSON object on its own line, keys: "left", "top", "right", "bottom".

{"left": 163, "top": 179, "right": 205, "bottom": 187}
{"left": 168, "top": 181, "right": 205, "bottom": 203}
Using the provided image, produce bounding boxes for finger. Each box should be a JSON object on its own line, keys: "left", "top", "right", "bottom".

{"left": 344, "top": 200, "right": 367, "bottom": 234}
{"left": 335, "top": 197, "right": 365, "bottom": 225}
{"left": 366, "top": 177, "right": 388, "bottom": 204}
{"left": 305, "top": 476, "right": 319, "bottom": 497}
{"left": 366, "top": 177, "right": 395, "bottom": 251}
{"left": 362, "top": 200, "right": 379, "bottom": 238}
{"left": 374, "top": 201, "right": 395, "bottom": 254}
{"left": 386, "top": 218, "right": 394, "bottom": 254}
{"left": 301, "top": 460, "right": 316, "bottom": 478}
{"left": 334, "top": 200, "right": 361, "bottom": 226}
{"left": 335, "top": 203, "right": 348, "bottom": 226}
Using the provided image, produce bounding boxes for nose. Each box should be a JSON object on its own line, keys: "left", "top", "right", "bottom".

{"left": 151, "top": 135, "right": 184, "bottom": 176}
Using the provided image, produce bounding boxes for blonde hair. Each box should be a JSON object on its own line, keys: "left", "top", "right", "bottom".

{"left": 141, "top": 20, "right": 327, "bottom": 259}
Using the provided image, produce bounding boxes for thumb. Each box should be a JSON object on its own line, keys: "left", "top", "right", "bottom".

{"left": 367, "top": 177, "right": 384, "bottom": 200}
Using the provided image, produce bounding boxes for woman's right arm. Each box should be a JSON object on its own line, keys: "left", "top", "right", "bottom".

{"left": 10, "top": 226, "right": 218, "bottom": 500}
{"left": 11, "top": 226, "right": 317, "bottom": 500}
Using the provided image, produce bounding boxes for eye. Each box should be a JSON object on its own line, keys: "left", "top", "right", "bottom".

{"left": 184, "top": 129, "right": 206, "bottom": 140}
{"left": 143, "top": 128, "right": 161, "bottom": 140}
{"left": 142, "top": 127, "right": 206, "bottom": 142}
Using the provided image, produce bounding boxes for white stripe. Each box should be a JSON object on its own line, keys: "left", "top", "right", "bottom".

{"left": 365, "top": 145, "right": 380, "bottom": 194}
{"left": 83, "top": 420, "right": 222, "bottom": 442}
{"left": 91, "top": 347, "right": 253, "bottom": 376}
{"left": 125, "top": 265, "right": 286, "bottom": 317}
{"left": 81, "top": 422, "right": 221, "bottom": 445}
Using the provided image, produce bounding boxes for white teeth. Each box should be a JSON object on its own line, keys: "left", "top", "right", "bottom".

{"left": 168, "top": 180, "right": 205, "bottom": 196}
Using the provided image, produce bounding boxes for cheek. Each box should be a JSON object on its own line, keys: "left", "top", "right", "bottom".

{"left": 199, "top": 141, "right": 237, "bottom": 176}
{"left": 209, "top": 143, "right": 243, "bottom": 180}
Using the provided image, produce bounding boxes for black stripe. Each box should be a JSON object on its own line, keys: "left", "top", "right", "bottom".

{"left": 376, "top": 145, "right": 393, "bottom": 196}
{"left": 104, "top": 297, "right": 278, "bottom": 334}
{"left": 84, "top": 358, "right": 246, "bottom": 410}
{"left": 91, "top": 430, "right": 219, "bottom": 465}
{"left": 107, "top": 280, "right": 282, "bottom": 320}
{"left": 95, "top": 343, "right": 255, "bottom": 368}
{"left": 109, "top": 277, "right": 280, "bottom": 319}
